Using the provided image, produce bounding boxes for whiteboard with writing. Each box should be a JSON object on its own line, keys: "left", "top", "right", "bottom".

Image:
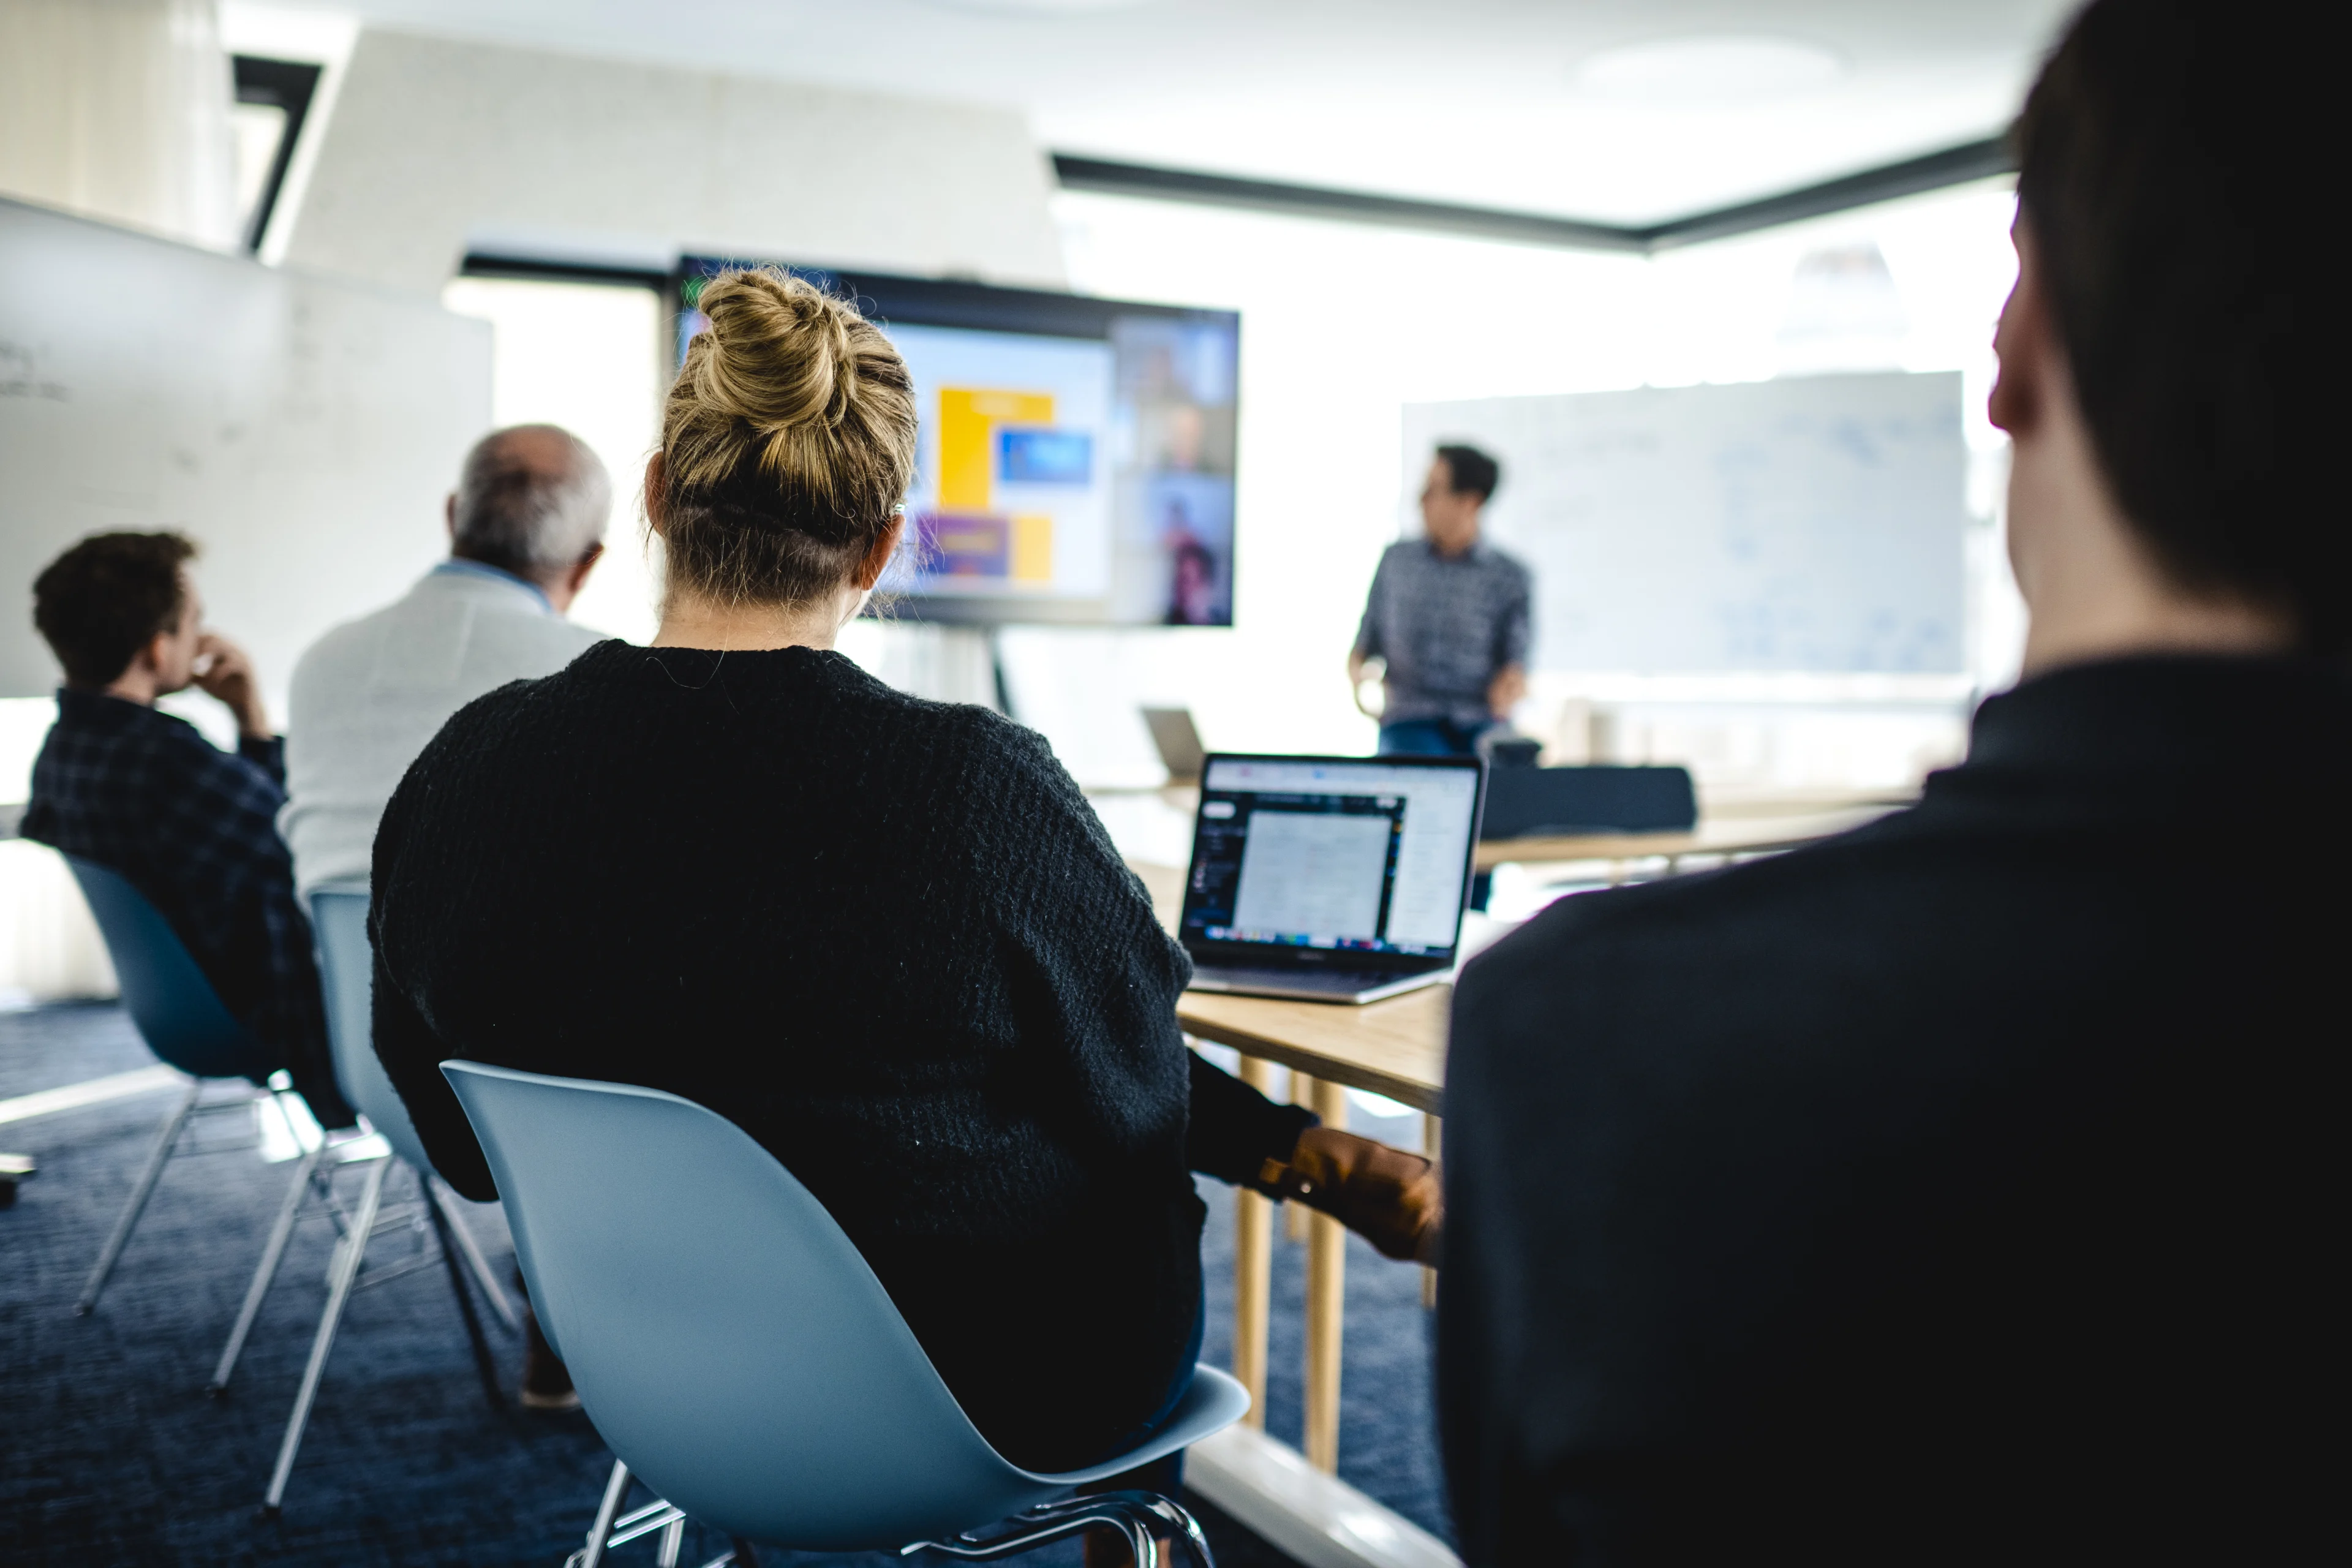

{"left": 1402, "top": 371, "right": 1967, "bottom": 674}
{"left": 0, "top": 197, "right": 489, "bottom": 698}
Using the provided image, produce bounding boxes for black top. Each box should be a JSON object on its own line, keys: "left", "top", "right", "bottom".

{"left": 23, "top": 688, "right": 348, "bottom": 1124}
{"left": 1439, "top": 657, "right": 2346, "bottom": 1564}
{"left": 371, "top": 641, "right": 1308, "bottom": 1470}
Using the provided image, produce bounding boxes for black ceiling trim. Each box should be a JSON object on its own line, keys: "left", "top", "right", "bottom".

{"left": 232, "top": 55, "right": 322, "bottom": 255}
{"left": 1647, "top": 138, "right": 2013, "bottom": 250}
{"left": 1052, "top": 154, "right": 1646, "bottom": 252}
{"left": 459, "top": 252, "right": 675, "bottom": 292}
{"left": 1052, "top": 136, "right": 2015, "bottom": 254}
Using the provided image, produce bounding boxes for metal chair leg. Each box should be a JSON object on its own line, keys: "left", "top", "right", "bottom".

{"left": 426, "top": 1172, "right": 519, "bottom": 1331}
{"left": 75, "top": 1080, "right": 203, "bottom": 1315}
{"left": 424, "top": 1167, "right": 505, "bottom": 1408}
{"left": 209, "top": 1142, "right": 327, "bottom": 1393}
{"left": 571, "top": 1458, "right": 633, "bottom": 1568}
{"left": 910, "top": 1490, "right": 1210, "bottom": 1566}
{"left": 261, "top": 1152, "right": 389, "bottom": 1515}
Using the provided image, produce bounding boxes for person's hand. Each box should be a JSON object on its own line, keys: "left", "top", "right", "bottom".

{"left": 1260, "top": 1126, "right": 1442, "bottom": 1265}
{"left": 192, "top": 633, "right": 270, "bottom": 737}
{"left": 1350, "top": 654, "right": 1386, "bottom": 720}
{"left": 1487, "top": 663, "right": 1527, "bottom": 721}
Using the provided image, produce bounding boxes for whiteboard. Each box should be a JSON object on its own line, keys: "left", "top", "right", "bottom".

{"left": 1402, "top": 372, "right": 1967, "bottom": 674}
{"left": 0, "top": 197, "right": 490, "bottom": 698}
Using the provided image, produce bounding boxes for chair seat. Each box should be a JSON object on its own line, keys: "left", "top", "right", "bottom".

{"left": 1023, "top": 1365, "right": 1252, "bottom": 1487}
{"left": 440, "top": 1060, "right": 1256, "bottom": 1551}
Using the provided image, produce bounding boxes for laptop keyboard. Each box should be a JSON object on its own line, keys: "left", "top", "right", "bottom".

{"left": 1193, "top": 965, "right": 1417, "bottom": 997}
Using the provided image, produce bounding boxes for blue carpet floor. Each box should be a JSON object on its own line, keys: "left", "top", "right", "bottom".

{"left": 1, "top": 1004, "right": 1452, "bottom": 1566}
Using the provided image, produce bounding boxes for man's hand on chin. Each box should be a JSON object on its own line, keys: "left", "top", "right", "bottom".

{"left": 194, "top": 632, "right": 271, "bottom": 737}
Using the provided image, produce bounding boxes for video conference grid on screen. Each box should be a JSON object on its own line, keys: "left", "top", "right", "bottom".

{"left": 676, "top": 260, "right": 1240, "bottom": 628}
{"left": 1184, "top": 760, "right": 1479, "bottom": 957}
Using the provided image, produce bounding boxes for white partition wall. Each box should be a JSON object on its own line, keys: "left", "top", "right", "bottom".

{"left": 0, "top": 195, "right": 491, "bottom": 699}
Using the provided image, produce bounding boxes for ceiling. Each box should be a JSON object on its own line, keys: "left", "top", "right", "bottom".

{"left": 266, "top": 0, "right": 2077, "bottom": 225}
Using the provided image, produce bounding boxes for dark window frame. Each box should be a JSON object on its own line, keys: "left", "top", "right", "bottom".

{"left": 232, "top": 55, "right": 323, "bottom": 254}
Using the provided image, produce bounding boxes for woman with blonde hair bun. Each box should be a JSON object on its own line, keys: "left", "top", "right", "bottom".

{"left": 369, "top": 270, "right": 1438, "bottom": 1482}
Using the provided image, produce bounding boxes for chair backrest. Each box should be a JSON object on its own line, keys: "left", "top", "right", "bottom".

{"left": 1480, "top": 763, "right": 1700, "bottom": 840}
{"left": 439, "top": 1061, "right": 1058, "bottom": 1550}
{"left": 66, "top": 856, "right": 274, "bottom": 1082}
{"left": 309, "top": 884, "right": 437, "bottom": 1174}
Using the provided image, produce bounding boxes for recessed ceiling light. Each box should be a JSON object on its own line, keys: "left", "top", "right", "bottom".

{"left": 1574, "top": 34, "right": 1848, "bottom": 104}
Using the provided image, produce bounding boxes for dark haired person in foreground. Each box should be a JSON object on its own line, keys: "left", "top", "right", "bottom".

{"left": 370, "top": 271, "right": 1438, "bottom": 1508}
{"left": 1440, "top": 1, "right": 2339, "bottom": 1560}
{"left": 22, "top": 533, "right": 351, "bottom": 1126}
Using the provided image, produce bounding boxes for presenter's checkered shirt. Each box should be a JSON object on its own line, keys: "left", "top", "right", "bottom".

{"left": 1352, "top": 539, "right": 1533, "bottom": 729}
{"left": 22, "top": 688, "right": 328, "bottom": 1080}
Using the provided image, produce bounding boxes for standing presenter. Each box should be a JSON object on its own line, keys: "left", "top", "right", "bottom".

{"left": 1349, "top": 443, "right": 1532, "bottom": 755}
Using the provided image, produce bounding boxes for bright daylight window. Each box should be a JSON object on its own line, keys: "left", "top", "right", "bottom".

{"left": 439, "top": 275, "right": 669, "bottom": 646}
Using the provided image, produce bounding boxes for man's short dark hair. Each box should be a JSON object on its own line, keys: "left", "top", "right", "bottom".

{"left": 2016, "top": 0, "right": 2337, "bottom": 651}
{"left": 1435, "top": 444, "right": 1501, "bottom": 505}
{"left": 32, "top": 532, "right": 196, "bottom": 688}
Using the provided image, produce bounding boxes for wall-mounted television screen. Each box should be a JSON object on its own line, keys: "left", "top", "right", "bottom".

{"left": 678, "top": 259, "right": 1240, "bottom": 627}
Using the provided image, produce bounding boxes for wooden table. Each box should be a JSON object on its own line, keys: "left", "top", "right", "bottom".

{"left": 1178, "top": 989, "right": 1447, "bottom": 1476}
{"left": 1115, "top": 802, "right": 1898, "bottom": 1559}
{"left": 1133, "top": 799, "right": 1901, "bottom": 1487}
{"left": 1471, "top": 802, "right": 1896, "bottom": 872}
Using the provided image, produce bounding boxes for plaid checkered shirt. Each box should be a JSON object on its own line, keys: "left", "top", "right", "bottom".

{"left": 22, "top": 688, "right": 339, "bottom": 1117}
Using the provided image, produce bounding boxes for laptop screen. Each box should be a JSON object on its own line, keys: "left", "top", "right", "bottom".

{"left": 1180, "top": 754, "right": 1485, "bottom": 963}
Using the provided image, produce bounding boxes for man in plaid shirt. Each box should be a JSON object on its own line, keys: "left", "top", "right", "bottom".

{"left": 22, "top": 533, "right": 352, "bottom": 1126}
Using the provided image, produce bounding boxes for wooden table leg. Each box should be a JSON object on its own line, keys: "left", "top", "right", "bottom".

{"left": 1286, "top": 1065, "right": 1310, "bottom": 1243}
{"left": 1232, "top": 1055, "right": 1274, "bottom": 1429}
{"left": 1422, "top": 1111, "right": 1439, "bottom": 1310}
{"left": 1304, "top": 1074, "right": 1348, "bottom": 1473}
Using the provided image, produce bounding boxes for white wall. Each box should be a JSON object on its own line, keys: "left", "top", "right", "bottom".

{"left": 281, "top": 28, "right": 1067, "bottom": 297}
{"left": 0, "top": 0, "right": 239, "bottom": 251}
{"left": 1017, "top": 181, "right": 2021, "bottom": 796}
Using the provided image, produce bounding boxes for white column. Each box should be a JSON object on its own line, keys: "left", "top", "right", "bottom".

{"left": 0, "top": 0, "right": 239, "bottom": 251}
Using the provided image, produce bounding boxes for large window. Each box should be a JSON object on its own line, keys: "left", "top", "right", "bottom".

{"left": 439, "top": 275, "right": 668, "bottom": 646}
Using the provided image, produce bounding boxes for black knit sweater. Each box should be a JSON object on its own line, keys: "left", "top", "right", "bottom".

{"left": 370, "top": 640, "right": 1310, "bottom": 1470}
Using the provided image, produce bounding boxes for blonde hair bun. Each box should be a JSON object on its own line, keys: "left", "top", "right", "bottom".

{"left": 689, "top": 270, "right": 859, "bottom": 434}
{"left": 659, "top": 269, "right": 918, "bottom": 606}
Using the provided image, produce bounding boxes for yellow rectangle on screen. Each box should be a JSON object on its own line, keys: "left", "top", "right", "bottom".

{"left": 938, "top": 388, "right": 1055, "bottom": 512}
{"left": 1011, "top": 514, "right": 1053, "bottom": 582}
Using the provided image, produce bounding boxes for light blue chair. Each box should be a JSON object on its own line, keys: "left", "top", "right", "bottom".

{"left": 207, "top": 882, "right": 521, "bottom": 1515}
{"left": 441, "top": 1061, "right": 1248, "bottom": 1567}
{"left": 65, "top": 856, "right": 298, "bottom": 1315}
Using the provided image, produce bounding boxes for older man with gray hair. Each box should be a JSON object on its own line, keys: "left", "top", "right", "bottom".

{"left": 280, "top": 424, "right": 612, "bottom": 902}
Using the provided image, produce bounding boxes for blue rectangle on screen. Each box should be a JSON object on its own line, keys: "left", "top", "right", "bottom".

{"left": 998, "top": 428, "right": 1093, "bottom": 485}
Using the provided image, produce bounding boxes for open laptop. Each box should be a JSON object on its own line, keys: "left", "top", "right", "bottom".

{"left": 1178, "top": 752, "right": 1487, "bottom": 1005}
{"left": 1140, "top": 706, "right": 1207, "bottom": 784}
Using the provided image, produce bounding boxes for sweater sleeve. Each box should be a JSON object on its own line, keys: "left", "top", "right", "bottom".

{"left": 970, "top": 713, "right": 1316, "bottom": 1185}
{"left": 1187, "top": 1050, "right": 1316, "bottom": 1186}
{"left": 971, "top": 717, "right": 1199, "bottom": 1163}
